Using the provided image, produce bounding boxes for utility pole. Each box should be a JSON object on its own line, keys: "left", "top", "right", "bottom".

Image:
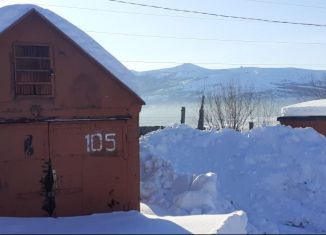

{"left": 197, "top": 95, "right": 205, "bottom": 130}
{"left": 181, "top": 106, "right": 186, "bottom": 124}
{"left": 249, "top": 121, "right": 254, "bottom": 130}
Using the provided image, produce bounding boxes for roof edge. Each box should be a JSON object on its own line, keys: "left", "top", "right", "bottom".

{"left": 278, "top": 116, "right": 326, "bottom": 121}
{"left": 0, "top": 7, "right": 35, "bottom": 37}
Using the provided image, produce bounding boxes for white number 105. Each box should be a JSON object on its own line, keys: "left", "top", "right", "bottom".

{"left": 85, "top": 133, "right": 116, "bottom": 153}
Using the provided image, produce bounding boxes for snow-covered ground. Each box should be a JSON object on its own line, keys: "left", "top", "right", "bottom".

{"left": 140, "top": 124, "right": 326, "bottom": 234}
{"left": 0, "top": 205, "right": 246, "bottom": 234}
{"left": 281, "top": 99, "right": 326, "bottom": 116}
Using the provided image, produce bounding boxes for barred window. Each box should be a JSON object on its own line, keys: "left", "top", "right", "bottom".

{"left": 14, "top": 44, "right": 54, "bottom": 96}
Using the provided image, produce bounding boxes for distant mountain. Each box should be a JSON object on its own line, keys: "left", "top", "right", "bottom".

{"left": 133, "top": 64, "right": 326, "bottom": 103}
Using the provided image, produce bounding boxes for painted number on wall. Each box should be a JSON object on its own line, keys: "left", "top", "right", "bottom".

{"left": 85, "top": 133, "right": 116, "bottom": 153}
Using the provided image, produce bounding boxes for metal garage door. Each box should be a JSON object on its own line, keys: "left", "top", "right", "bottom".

{"left": 0, "top": 117, "right": 130, "bottom": 217}
{"left": 49, "top": 120, "right": 128, "bottom": 216}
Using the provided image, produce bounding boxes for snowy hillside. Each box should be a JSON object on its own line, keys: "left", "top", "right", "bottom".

{"left": 133, "top": 64, "right": 326, "bottom": 103}
{"left": 140, "top": 125, "right": 326, "bottom": 234}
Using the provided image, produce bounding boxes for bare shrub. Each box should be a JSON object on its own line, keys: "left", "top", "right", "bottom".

{"left": 205, "top": 80, "right": 260, "bottom": 131}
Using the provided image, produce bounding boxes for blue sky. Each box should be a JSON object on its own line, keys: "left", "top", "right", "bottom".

{"left": 1, "top": 0, "right": 326, "bottom": 71}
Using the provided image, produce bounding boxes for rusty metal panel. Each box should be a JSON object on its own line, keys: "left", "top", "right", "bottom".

{"left": 278, "top": 117, "right": 326, "bottom": 136}
{"left": 0, "top": 123, "right": 48, "bottom": 161}
{"left": 49, "top": 122, "right": 83, "bottom": 216}
{"left": 81, "top": 122, "right": 128, "bottom": 214}
{"left": 0, "top": 123, "right": 48, "bottom": 216}
{"left": 7, "top": 160, "right": 45, "bottom": 216}
{"left": 49, "top": 120, "right": 129, "bottom": 216}
{"left": 0, "top": 119, "right": 136, "bottom": 217}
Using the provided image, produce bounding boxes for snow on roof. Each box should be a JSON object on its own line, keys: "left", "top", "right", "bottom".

{"left": 0, "top": 4, "right": 143, "bottom": 102}
{"left": 281, "top": 99, "right": 326, "bottom": 116}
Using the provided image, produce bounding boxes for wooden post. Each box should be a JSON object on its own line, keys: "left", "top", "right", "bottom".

{"left": 197, "top": 95, "right": 205, "bottom": 130}
{"left": 249, "top": 121, "right": 254, "bottom": 130}
{"left": 181, "top": 106, "right": 186, "bottom": 124}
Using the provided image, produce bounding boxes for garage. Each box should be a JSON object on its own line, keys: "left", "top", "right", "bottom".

{"left": 0, "top": 4, "right": 144, "bottom": 217}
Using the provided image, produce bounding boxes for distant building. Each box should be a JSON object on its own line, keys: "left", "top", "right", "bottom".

{"left": 277, "top": 99, "right": 326, "bottom": 136}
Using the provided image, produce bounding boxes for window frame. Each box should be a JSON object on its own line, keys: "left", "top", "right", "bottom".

{"left": 13, "top": 43, "right": 55, "bottom": 98}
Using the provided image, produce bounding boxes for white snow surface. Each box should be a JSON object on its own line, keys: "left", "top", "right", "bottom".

{"left": 281, "top": 99, "right": 326, "bottom": 116}
{"left": 0, "top": 4, "right": 141, "bottom": 99}
{"left": 140, "top": 124, "right": 326, "bottom": 234}
{"left": 0, "top": 208, "right": 247, "bottom": 234}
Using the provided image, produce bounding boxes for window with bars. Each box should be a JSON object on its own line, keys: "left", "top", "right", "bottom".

{"left": 14, "top": 44, "right": 54, "bottom": 96}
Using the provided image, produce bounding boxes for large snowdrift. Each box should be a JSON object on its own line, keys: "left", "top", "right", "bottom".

{"left": 140, "top": 124, "right": 326, "bottom": 234}
{"left": 281, "top": 99, "right": 326, "bottom": 116}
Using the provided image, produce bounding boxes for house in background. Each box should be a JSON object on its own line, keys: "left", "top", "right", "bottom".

{"left": 278, "top": 99, "right": 326, "bottom": 136}
{"left": 0, "top": 4, "right": 144, "bottom": 217}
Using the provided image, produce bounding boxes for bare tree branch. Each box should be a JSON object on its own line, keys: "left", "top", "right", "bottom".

{"left": 205, "top": 80, "right": 260, "bottom": 131}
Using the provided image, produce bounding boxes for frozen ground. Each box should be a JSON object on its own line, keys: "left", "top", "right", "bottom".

{"left": 0, "top": 205, "right": 246, "bottom": 234}
{"left": 140, "top": 124, "right": 326, "bottom": 234}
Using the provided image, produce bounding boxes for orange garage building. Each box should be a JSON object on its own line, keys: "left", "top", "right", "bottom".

{"left": 277, "top": 99, "right": 326, "bottom": 136}
{"left": 0, "top": 4, "right": 144, "bottom": 217}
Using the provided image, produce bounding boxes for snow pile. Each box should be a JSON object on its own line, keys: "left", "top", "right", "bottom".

{"left": 0, "top": 4, "right": 141, "bottom": 98}
{"left": 140, "top": 147, "right": 232, "bottom": 215}
{"left": 173, "top": 173, "right": 218, "bottom": 215}
{"left": 281, "top": 99, "right": 326, "bottom": 116}
{"left": 215, "top": 211, "right": 248, "bottom": 234}
{"left": 140, "top": 124, "right": 326, "bottom": 233}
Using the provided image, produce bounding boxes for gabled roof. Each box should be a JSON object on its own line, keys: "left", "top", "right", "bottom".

{"left": 0, "top": 4, "right": 144, "bottom": 104}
